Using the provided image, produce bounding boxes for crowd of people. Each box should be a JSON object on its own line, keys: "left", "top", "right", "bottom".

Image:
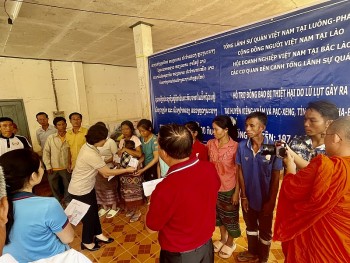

{"left": 0, "top": 99, "right": 349, "bottom": 263}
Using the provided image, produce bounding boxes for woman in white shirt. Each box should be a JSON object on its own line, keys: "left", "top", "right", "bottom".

{"left": 68, "top": 124, "right": 135, "bottom": 251}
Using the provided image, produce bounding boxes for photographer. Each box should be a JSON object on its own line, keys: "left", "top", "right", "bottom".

{"left": 274, "top": 117, "right": 350, "bottom": 262}
{"left": 236, "top": 112, "right": 283, "bottom": 263}
{"left": 288, "top": 100, "right": 338, "bottom": 169}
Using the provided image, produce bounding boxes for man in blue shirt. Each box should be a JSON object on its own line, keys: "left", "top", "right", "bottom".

{"left": 236, "top": 112, "right": 283, "bottom": 263}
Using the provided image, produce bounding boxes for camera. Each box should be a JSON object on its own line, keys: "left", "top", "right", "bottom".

{"left": 261, "top": 141, "right": 287, "bottom": 158}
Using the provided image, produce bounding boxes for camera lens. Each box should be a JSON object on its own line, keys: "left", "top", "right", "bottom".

{"left": 278, "top": 147, "right": 286, "bottom": 158}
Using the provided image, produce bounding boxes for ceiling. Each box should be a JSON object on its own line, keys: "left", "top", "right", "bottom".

{"left": 0, "top": 0, "right": 323, "bottom": 67}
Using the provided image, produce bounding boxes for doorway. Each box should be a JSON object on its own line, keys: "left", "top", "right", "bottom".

{"left": 0, "top": 99, "right": 31, "bottom": 143}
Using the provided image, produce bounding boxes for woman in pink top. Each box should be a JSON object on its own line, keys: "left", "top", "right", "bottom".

{"left": 207, "top": 115, "right": 240, "bottom": 259}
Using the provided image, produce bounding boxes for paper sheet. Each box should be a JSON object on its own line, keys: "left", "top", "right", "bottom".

{"left": 128, "top": 157, "right": 139, "bottom": 168}
{"left": 64, "top": 199, "right": 90, "bottom": 226}
{"left": 107, "top": 175, "right": 115, "bottom": 181}
{"left": 113, "top": 154, "right": 120, "bottom": 164}
{"left": 142, "top": 178, "right": 164, "bottom": 197}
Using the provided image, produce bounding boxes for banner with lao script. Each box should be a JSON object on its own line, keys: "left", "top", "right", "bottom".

{"left": 149, "top": 0, "right": 350, "bottom": 142}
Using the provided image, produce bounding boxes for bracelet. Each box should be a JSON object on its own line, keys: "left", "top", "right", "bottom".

{"left": 241, "top": 197, "right": 247, "bottom": 200}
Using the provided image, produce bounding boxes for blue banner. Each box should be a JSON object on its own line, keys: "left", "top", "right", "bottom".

{"left": 149, "top": 0, "right": 350, "bottom": 142}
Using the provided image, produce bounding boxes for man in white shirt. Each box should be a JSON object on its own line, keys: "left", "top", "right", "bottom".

{"left": 0, "top": 117, "right": 31, "bottom": 156}
{"left": 36, "top": 112, "right": 57, "bottom": 152}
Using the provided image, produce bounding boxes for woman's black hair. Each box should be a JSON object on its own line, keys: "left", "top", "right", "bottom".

{"left": 212, "top": 115, "right": 238, "bottom": 141}
{"left": 95, "top": 121, "right": 107, "bottom": 128}
{"left": 85, "top": 124, "right": 108, "bottom": 144}
{"left": 0, "top": 149, "right": 40, "bottom": 244}
{"left": 185, "top": 121, "right": 204, "bottom": 142}
{"left": 120, "top": 120, "right": 135, "bottom": 134}
{"left": 137, "top": 119, "right": 153, "bottom": 132}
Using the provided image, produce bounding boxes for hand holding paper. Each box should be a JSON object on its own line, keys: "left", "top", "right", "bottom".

{"left": 142, "top": 178, "right": 164, "bottom": 197}
{"left": 64, "top": 199, "right": 90, "bottom": 226}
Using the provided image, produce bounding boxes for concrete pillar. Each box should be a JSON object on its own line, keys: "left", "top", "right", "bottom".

{"left": 72, "top": 62, "right": 90, "bottom": 125}
{"left": 131, "top": 21, "right": 154, "bottom": 120}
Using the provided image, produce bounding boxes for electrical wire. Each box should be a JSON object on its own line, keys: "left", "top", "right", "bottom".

{"left": 3, "top": 0, "right": 10, "bottom": 17}
{"left": 0, "top": 54, "right": 137, "bottom": 68}
{"left": 4, "top": 0, "right": 13, "bottom": 24}
{"left": 7, "top": 0, "right": 234, "bottom": 27}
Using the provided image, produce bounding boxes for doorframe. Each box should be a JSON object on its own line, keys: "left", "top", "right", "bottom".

{"left": 0, "top": 99, "right": 31, "bottom": 144}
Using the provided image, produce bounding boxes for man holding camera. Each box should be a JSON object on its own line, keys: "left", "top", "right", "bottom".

{"left": 236, "top": 112, "right": 283, "bottom": 263}
{"left": 274, "top": 116, "right": 350, "bottom": 262}
{"left": 288, "top": 100, "right": 338, "bottom": 169}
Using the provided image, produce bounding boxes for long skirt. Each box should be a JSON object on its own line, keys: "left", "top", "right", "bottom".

{"left": 120, "top": 173, "right": 144, "bottom": 209}
{"left": 216, "top": 189, "right": 241, "bottom": 238}
{"left": 95, "top": 173, "right": 118, "bottom": 206}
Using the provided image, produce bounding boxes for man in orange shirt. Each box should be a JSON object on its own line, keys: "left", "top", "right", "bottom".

{"left": 274, "top": 116, "right": 350, "bottom": 262}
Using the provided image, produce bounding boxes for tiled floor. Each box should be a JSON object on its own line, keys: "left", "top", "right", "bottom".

{"left": 70, "top": 205, "right": 285, "bottom": 263}
{"left": 34, "top": 178, "right": 284, "bottom": 262}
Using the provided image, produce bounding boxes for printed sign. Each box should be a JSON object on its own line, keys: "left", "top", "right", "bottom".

{"left": 149, "top": 0, "right": 350, "bottom": 142}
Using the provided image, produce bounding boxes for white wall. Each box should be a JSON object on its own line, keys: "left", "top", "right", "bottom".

{"left": 83, "top": 64, "right": 142, "bottom": 124}
{"left": 0, "top": 57, "right": 142, "bottom": 152}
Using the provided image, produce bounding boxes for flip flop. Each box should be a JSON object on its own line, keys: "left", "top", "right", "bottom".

{"left": 213, "top": 240, "right": 225, "bottom": 253}
{"left": 219, "top": 243, "right": 237, "bottom": 259}
{"left": 129, "top": 210, "right": 141, "bottom": 223}
{"left": 106, "top": 207, "right": 120, "bottom": 218}
{"left": 98, "top": 208, "right": 110, "bottom": 217}
{"left": 213, "top": 231, "right": 228, "bottom": 253}
{"left": 237, "top": 251, "right": 258, "bottom": 262}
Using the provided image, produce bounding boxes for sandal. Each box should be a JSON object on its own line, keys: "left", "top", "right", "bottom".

{"left": 213, "top": 240, "right": 225, "bottom": 253}
{"left": 219, "top": 244, "right": 236, "bottom": 259}
{"left": 129, "top": 210, "right": 141, "bottom": 223}
{"left": 98, "top": 208, "right": 110, "bottom": 217}
{"left": 213, "top": 231, "right": 228, "bottom": 253}
{"left": 106, "top": 208, "right": 120, "bottom": 218}
{"left": 237, "top": 251, "right": 258, "bottom": 262}
{"left": 126, "top": 210, "right": 134, "bottom": 217}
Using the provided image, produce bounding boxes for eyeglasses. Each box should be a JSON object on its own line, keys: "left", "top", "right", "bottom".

{"left": 321, "top": 133, "right": 342, "bottom": 141}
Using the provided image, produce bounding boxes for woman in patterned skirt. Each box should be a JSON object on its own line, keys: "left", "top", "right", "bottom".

{"left": 207, "top": 115, "right": 241, "bottom": 259}
{"left": 117, "top": 120, "right": 143, "bottom": 223}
